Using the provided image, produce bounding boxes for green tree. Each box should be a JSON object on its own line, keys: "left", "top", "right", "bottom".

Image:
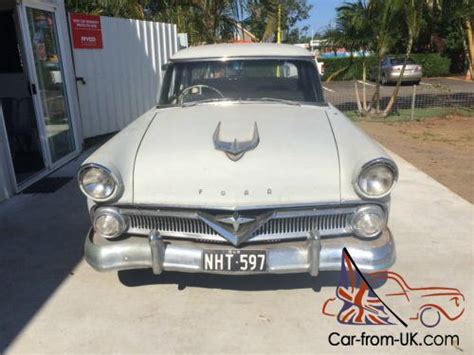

{"left": 244, "top": 0, "right": 312, "bottom": 42}
{"left": 64, "top": 0, "right": 147, "bottom": 19}
{"left": 444, "top": 0, "right": 474, "bottom": 79}
{"left": 148, "top": 0, "right": 243, "bottom": 44}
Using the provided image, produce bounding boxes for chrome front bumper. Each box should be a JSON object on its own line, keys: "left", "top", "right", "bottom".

{"left": 84, "top": 229, "right": 396, "bottom": 275}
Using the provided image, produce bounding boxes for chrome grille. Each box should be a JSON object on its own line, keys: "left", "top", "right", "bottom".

{"left": 129, "top": 215, "right": 216, "bottom": 236}
{"left": 124, "top": 207, "right": 354, "bottom": 243}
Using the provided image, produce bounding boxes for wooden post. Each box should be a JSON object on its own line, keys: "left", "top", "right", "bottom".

{"left": 354, "top": 81, "right": 363, "bottom": 114}
{"left": 276, "top": 1, "right": 281, "bottom": 44}
{"left": 411, "top": 84, "right": 417, "bottom": 120}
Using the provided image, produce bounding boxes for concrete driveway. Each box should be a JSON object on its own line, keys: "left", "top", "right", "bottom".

{"left": 0, "top": 150, "right": 472, "bottom": 353}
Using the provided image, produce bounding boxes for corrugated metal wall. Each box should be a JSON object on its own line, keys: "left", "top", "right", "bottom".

{"left": 72, "top": 16, "right": 178, "bottom": 138}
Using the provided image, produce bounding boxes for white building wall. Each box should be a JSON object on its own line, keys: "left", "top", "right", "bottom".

{"left": 72, "top": 16, "right": 178, "bottom": 138}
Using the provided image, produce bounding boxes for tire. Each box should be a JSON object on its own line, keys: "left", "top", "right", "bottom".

{"left": 381, "top": 73, "right": 388, "bottom": 85}
{"left": 414, "top": 80, "right": 421, "bottom": 85}
{"left": 420, "top": 307, "right": 441, "bottom": 328}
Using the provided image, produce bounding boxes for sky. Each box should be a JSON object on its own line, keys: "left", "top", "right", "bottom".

{"left": 299, "top": 0, "right": 347, "bottom": 35}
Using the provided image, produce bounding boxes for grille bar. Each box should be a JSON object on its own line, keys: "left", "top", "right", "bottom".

{"left": 124, "top": 207, "right": 354, "bottom": 243}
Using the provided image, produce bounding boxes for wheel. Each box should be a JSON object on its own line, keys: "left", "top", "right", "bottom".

{"left": 420, "top": 307, "right": 441, "bottom": 328}
{"left": 381, "top": 73, "right": 388, "bottom": 85}
{"left": 414, "top": 80, "right": 421, "bottom": 85}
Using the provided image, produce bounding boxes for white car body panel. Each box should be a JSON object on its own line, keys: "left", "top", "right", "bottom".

{"left": 133, "top": 103, "right": 339, "bottom": 208}
{"left": 171, "top": 43, "right": 312, "bottom": 61}
{"left": 84, "top": 103, "right": 392, "bottom": 209}
{"left": 325, "top": 105, "right": 391, "bottom": 202}
{"left": 83, "top": 108, "right": 157, "bottom": 204}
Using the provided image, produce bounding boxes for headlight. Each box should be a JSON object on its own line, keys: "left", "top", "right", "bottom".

{"left": 93, "top": 208, "right": 127, "bottom": 239}
{"left": 78, "top": 164, "right": 119, "bottom": 201}
{"left": 351, "top": 205, "right": 385, "bottom": 238}
{"left": 355, "top": 159, "right": 398, "bottom": 198}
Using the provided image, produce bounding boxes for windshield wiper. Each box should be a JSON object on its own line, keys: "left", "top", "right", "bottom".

{"left": 181, "top": 98, "right": 231, "bottom": 107}
{"left": 244, "top": 97, "right": 301, "bottom": 106}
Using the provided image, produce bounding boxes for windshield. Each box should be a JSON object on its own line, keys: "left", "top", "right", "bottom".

{"left": 158, "top": 59, "right": 324, "bottom": 107}
{"left": 390, "top": 58, "right": 416, "bottom": 65}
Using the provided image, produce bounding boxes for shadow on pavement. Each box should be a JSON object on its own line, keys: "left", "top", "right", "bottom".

{"left": 0, "top": 181, "right": 89, "bottom": 352}
{"left": 118, "top": 269, "right": 341, "bottom": 292}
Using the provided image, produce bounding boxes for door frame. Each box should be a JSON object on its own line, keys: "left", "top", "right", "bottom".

{"left": 14, "top": 0, "right": 83, "bottom": 190}
{"left": 0, "top": 100, "right": 17, "bottom": 199}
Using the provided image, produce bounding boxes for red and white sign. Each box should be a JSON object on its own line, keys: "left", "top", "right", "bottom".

{"left": 70, "top": 13, "right": 103, "bottom": 49}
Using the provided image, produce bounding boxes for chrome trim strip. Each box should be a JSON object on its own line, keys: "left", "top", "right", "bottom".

{"left": 119, "top": 206, "right": 357, "bottom": 219}
{"left": 170, "top": 56, "right": 314, "bottom": 63}
{"left": 115, "top": 199, "right": 382, "bottom": 211}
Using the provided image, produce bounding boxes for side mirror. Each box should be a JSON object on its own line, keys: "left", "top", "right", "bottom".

{"left": 161, "top": 63, "right": 169, "bottom": 71}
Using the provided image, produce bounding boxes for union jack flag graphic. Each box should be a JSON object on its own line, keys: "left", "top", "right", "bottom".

{"left": 336, "top": 249, "right": 395, "bottom": 325}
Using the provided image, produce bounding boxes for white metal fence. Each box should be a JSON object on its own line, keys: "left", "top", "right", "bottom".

{"left": 71, "top": 16, "right": 178, "bottom": 138}
{"left": 324, "top": 80, "right": 474, "bottom": 118}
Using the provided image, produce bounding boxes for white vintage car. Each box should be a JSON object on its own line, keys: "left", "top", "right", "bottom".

{"left": 79, "top": 44, "right": 398, "bottom": 276}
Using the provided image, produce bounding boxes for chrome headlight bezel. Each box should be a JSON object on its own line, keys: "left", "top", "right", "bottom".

{"left": 351, "top": 204, "right": 386, "bottom": 239}
{"left": 78, "top": 163, "right": 122, "bottom": 202}
{"left": 92, "top": 207, "right": 128, "bottom": 239}
{"left": 353, "top": 158, "right": 398, "bottom": 199}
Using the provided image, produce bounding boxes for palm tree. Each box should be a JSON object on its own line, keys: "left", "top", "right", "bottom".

{"left": 383, "top": 0, "right": 424, "bottom": 116}
{"left": 455, "top": 0, "right": 474, "bottom": 79}
{"left": 332, "top": 1, "right": 373, "bottom": 109}
{"left": 330, "top": 0, "right": 398, "bottom": 115}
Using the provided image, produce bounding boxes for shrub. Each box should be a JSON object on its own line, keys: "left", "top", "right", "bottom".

{"left": 321, "top": 54, "right": 451, "bottom": 81}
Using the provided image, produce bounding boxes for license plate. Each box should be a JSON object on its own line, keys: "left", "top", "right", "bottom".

{"left": 203, "top": 250, "right": 267, "bottom": 272}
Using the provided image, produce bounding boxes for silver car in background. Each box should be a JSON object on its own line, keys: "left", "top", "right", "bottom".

{"left": 370, "top": 57, "right": 422, "bottom": 85}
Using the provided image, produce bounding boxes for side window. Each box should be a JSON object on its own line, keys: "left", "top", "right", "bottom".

{"left": 282, "top": 62, "right": 298, "bottom": 78}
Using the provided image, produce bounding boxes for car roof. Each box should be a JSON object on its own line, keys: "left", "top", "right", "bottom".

{"left": 171, "top": 43, "right": 313, "bottom": 61}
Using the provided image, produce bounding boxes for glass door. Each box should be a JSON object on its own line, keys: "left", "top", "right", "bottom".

{"left": 16, "top": 0, "right": 80, "bottom": 179}
{"left": 0, "top": 9, "right": 46, "bottom": 185}
{"left": 24, "top": 6, "right": 75, "bottom": 163}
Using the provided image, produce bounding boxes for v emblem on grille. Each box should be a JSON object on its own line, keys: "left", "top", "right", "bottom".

{"left": 197, "top": 211, "right": 274, "bottom": 246}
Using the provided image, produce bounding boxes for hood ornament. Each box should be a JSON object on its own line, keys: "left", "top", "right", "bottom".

{"left": 213, "top": 122, "right": 260, "bottom": 161}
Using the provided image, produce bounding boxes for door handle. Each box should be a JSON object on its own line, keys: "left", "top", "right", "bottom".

{"left": 29, "top": 83, "right": 37, "bottom": 95}
{"left": 76, "top": 77, "right": 86, "bottom": 85}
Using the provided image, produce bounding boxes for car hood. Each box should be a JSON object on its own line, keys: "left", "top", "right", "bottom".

{"left": 133, "top": 103, "right": 340, "bottom": 208}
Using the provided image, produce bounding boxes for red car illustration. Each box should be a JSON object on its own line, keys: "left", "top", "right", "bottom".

{"left": 322, "top": 271, "right": 465, "bottom": 328}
